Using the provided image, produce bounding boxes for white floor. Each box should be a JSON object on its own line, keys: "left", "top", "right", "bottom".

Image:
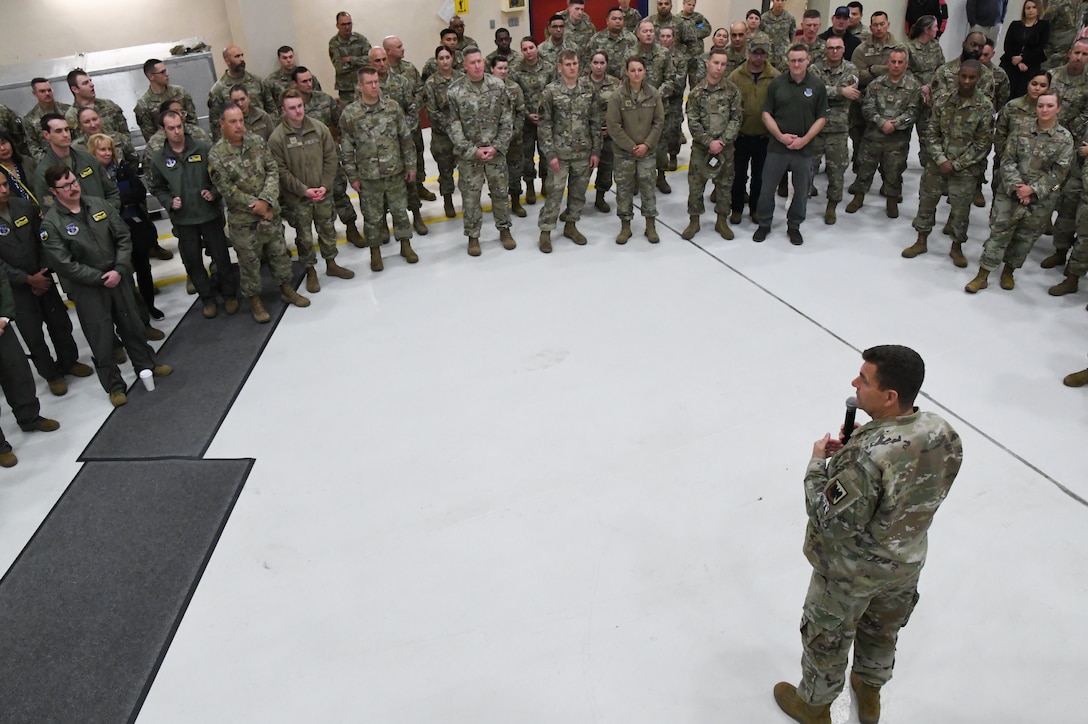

{"left": 2, "top": 137, "right": 1087, "bottom": 723}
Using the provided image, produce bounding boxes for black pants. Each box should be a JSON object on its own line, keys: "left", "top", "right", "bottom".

{"left": 67, "top": 280, "right": 157, "bottom": 394}
{"left": 0, "top": 327, "right": 42, "bottom": 452}
{"left": 11, "top": 282, "right": 79, "bottom": 381}
{"left": 732, "top": 134, "right": 769, "bottom": 215}
{"left": 126, "top": 217, "right": 157, "bottom": 312}
{"left": 176, "top": 217, "right": 237, "bottom": 302}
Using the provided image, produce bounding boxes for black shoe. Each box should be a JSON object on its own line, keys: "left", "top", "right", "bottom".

{"left": 788, "top": 228, "right": 804, "bottom": 246}
{"left": 149, "top": 306, "right": 165, "bottom": 320}
{"left": 753, "top": 226, "right": 770, "bottom": 243}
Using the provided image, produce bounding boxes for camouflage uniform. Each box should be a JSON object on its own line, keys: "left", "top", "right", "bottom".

{"left": 906, "top": 37, "right": 947, "bottom": 163}
{"left": 422, "top": 51, "right": 464, "bottom": 82}
{"left": 329, "top": 31, "right": 372, "bottom": 101}
{"left": 636, "top": 42, "right": 680, "bottom": 172}
{"left": 685, "top": 76, "right": 742, "bottom": 216}
{"left": 424, "top": 70, "right": 466, "bottom": 197}
{"left": 587, "top": 29, "right": 637, "bottom": 80}
{"left": 849, "top": 37, "right": 899, "bottom": 166}
{"left": 760, "top": 9, "right": 797, "bottom": 69}
{"left": 134, "top": 85, "right": 198, "bottom": 141}
{"left": 682, "top": 10, "right": 712, "bottom": 85}
{"left": 992, "top": 96, "right": 1036, "bottom": 189}
{"left": 797, "top": 408, "right": 962, "bottom": 706}
{"left": 511, "top": 58, "right": 553, "bottom": 187}
{"left": 339, "top": 97, "right": 415, "bottom": 247}
{"left": 850, "top": 73, "right": 922, "bottom": 200}
{"left": 65, "top": 100, "right": 129, "bottom": 136}
{"left": 988, "top": 62, "right": 1011, "bottom": 111}
{"left": 0, "top": 104, "right": 29, "bottom": 157}
{"left": 502, "top": 77, "right": 529, "bottom": 201}
{"left": 1045, "top": 67, "right": 1088, "bottom": 256}
{"left": 379, "top": 72, "right": 421, "bottom": 214}
{"left": 811, "top": 59, "right": 860, "bottom": 203}
{"left": 486, "top": 49, "right": 523, "bottom": 72}
{"left": 23, "top": 102, "right": 71, "bottom": 160}
{"left": 537, "top": 77, "right": 601, "bottom": 230}
{"left": 538, "top": 38, "right": 580, "bottom": 73}
{"left": 929, "top": 58, "right": 996, "bottom": 108}
{"left": 558, "top": 10, "right": 597, "bottom": 61}
{"left": 207, "top": 132, "right": 293, "bottom": 297}
{"left": 447, "top": 74, "right": 514, "bottom": 238}
{"left": 661, "top": 46, "right": 689, "bottom": 159}
{"left": 590, "top": 73, "right": 622, "bottom": 194}
{"left": 208, "top": 71, "right": 273, "bottom": 139}
{"left": 621, "top": 6, "right": 643, "bottom": 33}
{"left": 981, "top": 120, "right": 1073, "bottom": 270}
{"left": 268, "top": 116, "right": 341, "bottom": 266}
{"left": 912, "top": 90, "right": 993, "bottom": 242}
{"left": 781, "top": 38, "right": 826, "bottom": 72}
{"left": 263, "top": 68, "right": 322, "bottom": 113}
{"left": 242, "top": 106, "right": 276, "bottom": 142}
{"left": 606, "top": 80, "right": 664, "bottom": 220}
{"left": 1068, "top": 156, "right": 1088, "bottom": 278}
{"left": 1043, "top": 0, "right": 1081, "bottom": 69}
{"left": 648, "top": 12, "right": 700, "bottom": 71}
{"left": 390, "top": 59, "right": 428, "bottom": 187}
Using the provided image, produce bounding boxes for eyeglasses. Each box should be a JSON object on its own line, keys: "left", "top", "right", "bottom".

{"left": 53, "top": 179, "right": 79, "bottom": 191}
{"left": 827, "top": 46, "right": 845, "bottom": 51}
{"left": 552, "top": 23, "right": 565, "bottom": 28}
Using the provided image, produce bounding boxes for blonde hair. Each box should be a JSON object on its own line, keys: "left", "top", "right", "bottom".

{"left": 85, "top": 132, "right": 115, "bottom": 160}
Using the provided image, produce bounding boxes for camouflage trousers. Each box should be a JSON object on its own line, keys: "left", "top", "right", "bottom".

{"left": 229, "top": 214, "right": 293, "bottom": 298}
{"left": 797, "top": 570, "right": 920, "bottom": 707}
{"left": 1066, "top": 194, "right": 1088, "bottom": 277}
{"left": 914, "top": 106, "right": 932, "bottom": 165}
{"left": 912, "top": 162, "right": 981, "bottom": 242}
{"left": 413, "top": 126, "right": 426, "bottom": 179}
{"left": 522, "top": 120, "right": 547, "bottom": 181}
{"left": 458, "top": 156, "right": 511, "bottom": 237}
{"left": 615, "top": 152, "right": 658, "bottom": 220}
{"left": 687, "top": 144, "right": 734, "bottom": 216}
{"left": 810, "top": 131, "right": 850, "bottom": 202}
{"left": 282, "top": 197, "right": 339, "bottom": 266}
{"left": 358, "top": 176, "right": 412, "bottom": 246}
{"left": 848, "top": 102, "right": 865, "bottom": 167}
{"left": 333, "top": 164, "right": 358, "bottom": 225}
{"left": 539, "top": 157, "right": 592, "bottom": 230}
{"left": 594, "top": 137, "right": 614, "bottom": 193}
{"left": 508, "top": 132, "right": 524, "bottom": 197}
{"left": 430, "top": 132, "right": 458, "bottom": 197}
{"left": 980, "top": 194, "right": 1055, "bottom": 271}
{"left": 664, "top": 97, "right": 685, "bottom": 156}
{"left": 849, "top": 135, "right": 910, "bottom": 200}
{"left": 1051, "top": 168, "right": 1083, "bottom": 254}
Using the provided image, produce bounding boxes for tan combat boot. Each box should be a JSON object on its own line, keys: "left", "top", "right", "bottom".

{"left": 886, "top": 197, "right": 898, "bottom": 218}
{"left": 1041, "top": 249, "right": 1068, "bottom": 269}
{"left": 902, "top": 234, "right": 928, "bottom": 258}
{"left": 345, "top": 224, "right": 366, "bottom": 248}
{"left": 616, "top": 220, "right": 632, "bottom": 244}
{"left": 305, "top": 266, "right": 320, "bottom": 293}
{"left": 714, "top": 213, "right": 734, "bottom": 240}
{"left": 563, "top": 221, "right": 587, "bottom": 245}
{"left": 850, "top": 673, "right": 881, "bottom": 724}
{"left": 964, "top": 267, "right": 990, "bottom": 293}
{"left": 949, "top": 241, "right": 968, "bottom": 268}
{"left": 1049, "top": 274, "right": 1080, "bottom": 296}
{"left": 973, "top": 187, "right": 986, "bottom": 207}
{"left": 280, "top": 283, "right": 311, "bottom": 307}
{"left": 370, "top": 246, "right": 385, "bottom": 270}
{"left": 845, "top": 193, "right": 864, "bottom": 213}
{"left": 539, "top": 230, "right": 552, "bottom": 253}
{"left": 524, "top": 180, "right": 536, "bottom": 204}
{"left": 224, "top": 297, "right": 239, "bottom": 315}
{"left": 510, "top": 196, "right": 527, "bottom": 217}
{"left": 412, "top": 209, "right": 428, "bottom": 235}
{"left": 326, "top": 259, "right": 355, "bottom": 279}
{"left": 467, "top": 237, "right": 481, "bottom": 256}
{"left": 1000, "top": 263, "right": 1016, "bottom": 290}
{"left": 443, "top": 194, "right": 456, "bottom": 218}
{"left": 645, "top": 217, "right": 660, "bottom": 243}
{"left": 416, "top": 182, "right": 436, "bottom": 201}
{"left": 1064, "top": 367, "right": 1088, "bottom": 387}
{"left": 656, "top": 171, "right": 671, "bottom": 194}
{"left": 681, "top": 215, "right": 700, "bottom": 240}
{"left": 500, "top": 229, "right": 517, "bottom": 250}
{"left": 942, "top": 218, "right": 953, "bottom": 236}
{"left": 772, "top": 682, "right": 831, "bottom": 724}
{"left": 400, "top": 240, "right": 419, "bottom": 263}
{"left": 250, "top": 295, "right": 271, "bottom": 324}
{"left": 594, "top": 190, "right": 610, "bottom": 212}
{"left": 824, "top": 201, "right": 837, "bottom": 225}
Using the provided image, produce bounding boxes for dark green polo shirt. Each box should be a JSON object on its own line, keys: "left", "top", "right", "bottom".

{"left": 762, "top": 70, "right": 829, "bottom": 156}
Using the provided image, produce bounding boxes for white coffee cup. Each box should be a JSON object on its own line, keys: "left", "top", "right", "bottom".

{"left": 139, "top": 369, "right": 155, "bottom": 391}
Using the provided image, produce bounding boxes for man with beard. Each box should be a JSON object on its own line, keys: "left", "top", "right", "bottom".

{"left": 208, "top": 47, "right": 273, "bottom": 139}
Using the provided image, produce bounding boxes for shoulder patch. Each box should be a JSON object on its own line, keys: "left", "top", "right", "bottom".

{"left": 66, "top": 223, "right": 79, "bottom": 235}
{"left": 188, "top": 154, "right": 202, "bottom": 162}
{"left": 14, "top": 216, "right": 29, "bottom": 227}
{"left": 0, "top": 224, "right": 9, "bottom": 236}
{"left": 39, "top": 229, "right": 48, "bottom": 241}
{"left": 92, "top": 210, "right": 108, "bottom": 222}
{"left": 79, "top": 166, "right": 94, "bottom": 178}
{"left": 824, "top": 480, "right": 848, "bottom": 505}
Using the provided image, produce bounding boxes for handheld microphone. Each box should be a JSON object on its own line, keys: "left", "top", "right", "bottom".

{"left": 842, "top": 396, "right": 858, "bottom": 445}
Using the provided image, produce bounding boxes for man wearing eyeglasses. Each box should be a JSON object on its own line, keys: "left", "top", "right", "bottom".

{"left": 810, "top": 36, "right": 860, "bottom": 224}
{"left": 539, "top": 14, "right": 577, "bottom": 71}
{"left": 134, "top": 59, "right": 198, "bottom": 142}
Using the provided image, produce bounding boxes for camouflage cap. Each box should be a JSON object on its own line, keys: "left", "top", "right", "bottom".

{"left": 749, "top": 34, "right": 771, "bottom": 54}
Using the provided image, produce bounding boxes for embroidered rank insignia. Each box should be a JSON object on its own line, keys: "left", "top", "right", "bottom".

{"left": 14, "top": 216, "right": 28, "bottom": 227}
{"left": 92, "top": 210, "right": 108, "bottom": 221}
{"left": 79, "top": 166, "right": 94, "bottom": 178}
{"left": 166, "top": 157, "right": 177, "bottom": 168}
{"left": 39, "top": 229, "right": 48, "bottom": 241}
{"left": 0, "top": 224, "right": 9, "bottom": 236}
{"left": 188, "top": 154, "right": 201, "bottom": 162}
{"left": 66, "top": 223, "right": 79, "bottom": 235}
{"left": 824, "top": 480, "right": 848, "bottom": 505}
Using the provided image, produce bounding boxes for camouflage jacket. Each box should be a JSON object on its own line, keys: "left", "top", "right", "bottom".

{"left": 502, "top": 78, "right": 528, "bottom": 141}
{"left": 929, "top": 58, "right": 996, "bottom": 109}
{"left": 134, "top": 84, "right": 198, "bottom": 140}
{"left": 538, "top": 77, "right": 601, "bottom": 161}
{"left": 781, "top": 37, "right": 826, "bottom": 73}
{"left": 538, "top": 37, "right": 580, "bottom": 72}
{"left": 851, "top": 35, "right": 899, "bottom": 89}
{"left": 637, "top": 43, "right": 679, "bottom": 100}
{"left": 207, "top": 132, "right": 281, "bottom": 220}
{"left": 811, "top": 59, "right": 860, "bottom": 133}
{"left": 861, "top": 73, "right": 922, "bottom": 141}
{"left": 759, "top": 9, "right": 797, "bottom": 67}
{"left": 1044, "top": 0, "right": 1081, "bottom": 58}
{"left": 621, "top": 7, "right": 643, "bottom": 33}
{"left": 589, "top": 73, "right": 622, "bottom": 136}
{"left": 389, "top": 59, "right": 424, "bottom": 109}
{"left": 994, "top": 96, "right": 1037, "bottom": 160}
{"left": 423, "top": 70, "right": 465, "bottom": 136}
{"left": 989, "top": 63, "right": 1011, "bottom": 111}
{"left": 263, "top": 68, "right": 323, "bottom": 112}
{"left": 511, "top": 59, "right": 554, "bottom": 114}
{"left": 0, "top": 104, "right": 28, "bottom": 157}
{"left": 23, "top": 102, "right": 71, "bottom": 159}
{"left": 209, "top": 71, "right": 273, "bottom": 139}
{"left": 559, "top": 10, "right": 598, "bottom": 54}
{"left": 647, "top": 12, "right": 700, "bottom": 61}
{"left": 906, "top": 37, "right": 946, "bottom": 87}
{"left": 243, "top": 107, "right": 276, "bottom": 142}
{"left": 587, "top": 30, "right": 637, "bottom": 80}
{"left": 379, "top": 73, "right": 419, "bottom": 132}
{"left": 447, "top": 74, "right": 514, "bottom": 159}
{"left": 328, "top": 31, "right": 373, "bottom": 93}
{"left": 681, "top": 10, "right": 712, "bottom": 50}
{"left": 999, "top": 121, "right": 1074, "bottom": 201}
{"left": 486, "top": 49, "right": 523, "bottom": 72}
{"left": 302, "top": 92, "right": 342, "bottom": 134}
{"left": 685, "top": 77, "right": 743, "bottom": 149}
{"left": 422, "top": 51, "right": 464, "bottom": 83}
{"left": 340, "top": 98, "right": 414, "bottom": 182}
{"left": 803, "top": 409, "right": 962, "bottom": 587}
{"left": 65, "top": 99, "right": 129, "bottom": 136}
{"left": 925, "top": 90, "right": 994, "bottom": 170}
{"left": 1049, "top": 65, "right": 1088, "bottom": 131}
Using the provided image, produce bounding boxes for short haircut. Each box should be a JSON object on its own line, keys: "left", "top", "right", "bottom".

{"left": 788, "top": 43, "right": 809, "bottom": 55}
{"left": 44, "top": 164, "right": 73, "bottom": 189}
{"left": 861, "top": 345, "right": 925, "bottom": 408}
{"left": 278, "top": 45, "right": 294, "bottom": 56}
{"left": 984, "top": 38, "right": 997, "bottom": 50}
{"left": 708, "top": 47, "right": 728, "bottom": 59}
{"left": 158, "top": 99, "right": 183, "bottom": 116}
{"left": 802, "top": 9, "right": 821, "bottom": 20}
{"left": 229, "top": 84, "right": 250, "bottom": 97}
{"left": 280, "top": 88, "right": 303, "bottom": 106}
{"left": 143, "top": 58, "right": 163, "bottom": 77}
{"left": 847, "top": 1, "right": 864, "bottom": 11}
{"left": 357, "top": 66, "right": 379, "bottom": 80}
{"left": 888, "top": 46, "right": 909, "bottom": 59}
{"left": 30, "top": 77, "right": 49, "bottom": 88}
{"left": 219, "top": 101, "right": 242, "bottom": 120}
{"left": 608, "top": 7, "right": 623, "bottom": 17}
{"left": 489, "top": 55, "right": 509, "bottom": 69}
{"left": 336, "top": 11, "right": 350, "bottom": 21}
{"left": 40, "top": 112, "right": 66, "bottom": 131}
{"left": 291, "top": 66, "right": 311, "bottom": 81}
{"left": 960, "top": 58, "right": 982, "bottom": 73}
{"left": 441, "top": 28, "right": 458, "bottom": 39}
{"left": 549, "top": 13, "right": 565, "bottom": 25}
{"left": 463, "top": 46, "right": 483, "bottom": 59}
{"left": 870, "top": 11, "right": 888, "bottom": 22}
{"left": 495, "top": 28, "right": 511, "bottom": 39}
{"left": 160, "top": 110, "right": 184, "bottom": 127}
{"left": 66, "top": 69, "right": 88, "bottom": 91}
{"left": 569, "top": 0, "right": 584, "bottom": 5}
{"left": 558, "top": 49, "right": 579, "bottom": 63}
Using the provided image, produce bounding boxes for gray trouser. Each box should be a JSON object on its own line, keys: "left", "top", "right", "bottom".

{"left": 757, "top": 151, "right": 812, "bottom": 229}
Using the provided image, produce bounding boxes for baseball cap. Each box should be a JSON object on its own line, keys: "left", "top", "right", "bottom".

{"left": 833, "top": 6, "right": 851, "bottom": 18}
{"left": 749, "top": 37, "right": 770, "bottom": 53}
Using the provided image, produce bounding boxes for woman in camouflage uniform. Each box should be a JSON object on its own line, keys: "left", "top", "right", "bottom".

{"left": 423, "top": 47, "right": 464, "bottom": 218}
{"left": 588, "top": 51, "right": 621, "bottom": 213}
